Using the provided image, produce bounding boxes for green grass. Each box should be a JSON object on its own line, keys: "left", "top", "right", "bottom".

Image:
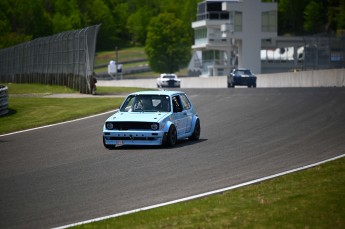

{"left": 96, "top": 86, "right": 152, "bottom": 95}
{"left": 0, "top": 97, "right": 123, "bottom": 134}
{"left": 0, "top": 83, "right": 148, "bottom": 135}
{"left": 74, "top": 157, "right": 345, "bottom": 229}
{"left": 95, "top": 47, "right": 147, "bottom": 66}
{"left": 4, "top": 83, "right": 77, "bottom": 95}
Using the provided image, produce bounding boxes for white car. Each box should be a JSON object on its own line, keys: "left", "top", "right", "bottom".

{"left": 156, "top": 73, "right": 181, "bottom": 88}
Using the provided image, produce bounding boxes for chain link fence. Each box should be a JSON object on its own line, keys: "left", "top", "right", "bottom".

{"left": 303, "top": 35, "right": 345, "bottom": 71}
{"left": 0, "top": 24, "right": 100, "bottom": 94}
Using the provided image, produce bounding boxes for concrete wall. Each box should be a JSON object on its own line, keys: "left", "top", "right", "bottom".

{"left": 257, "top": 69, "right": 345, "bottom": 87}
{"left": 97, "top": 69, "right": 345, "bottom": 89}
{"left": 181, "top": 76, "right": 227, "bottom": 88}
{"left": 97, "top": 76, "right": 228, "bottom": 89}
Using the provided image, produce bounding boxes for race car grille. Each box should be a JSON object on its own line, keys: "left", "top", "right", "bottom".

{"left": 107, "top": 122, "right": 158, "bottom": 130}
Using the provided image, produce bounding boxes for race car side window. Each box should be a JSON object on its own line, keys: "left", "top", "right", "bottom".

{"left": 172, "top": 95, "right": 183, "bottom": 113}
{"left": 180, "top": 94, "right": 191, "bottom": 110}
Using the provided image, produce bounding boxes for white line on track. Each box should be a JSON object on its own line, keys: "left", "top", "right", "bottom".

{"left": 52, "top": 153, "right": 345, "bottom": 229}
{"left": 0, "top": 110, "right": 116, "bottom": 137}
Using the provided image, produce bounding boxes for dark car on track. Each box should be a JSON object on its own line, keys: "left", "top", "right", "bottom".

{"left": 228, "top": 68, "right": 257, "bottom": 88}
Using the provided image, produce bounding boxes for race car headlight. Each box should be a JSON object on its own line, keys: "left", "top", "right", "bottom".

{"left": 106, "top": 122, "right": 114, "bottom": 130}
{"left": 151, "top": 123, "right": 159, "bottom": 130}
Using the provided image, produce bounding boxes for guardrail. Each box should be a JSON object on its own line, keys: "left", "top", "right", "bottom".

{"left": 0, "top": 85, "right": 8, "bottom": 116}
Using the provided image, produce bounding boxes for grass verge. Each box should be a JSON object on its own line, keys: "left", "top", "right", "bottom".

{"left": 96, "top": 86, "right": 151, "bottom": 95}
{"left": 0, "top": 83, "right": 148, "bottom": 135}
{"left": 0, "top": 97, "right": 123, "bottom": 135}
{"left": 74, "top": 156, "right": 345, "bottom": 228}
{"left": 95, "top": 47, "right": 147, "bottom": 66}
{"left": 4, "top": 83, "right": 77, "bottom": 94}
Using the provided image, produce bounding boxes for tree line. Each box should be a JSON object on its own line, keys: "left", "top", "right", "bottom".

{"left": 1, "top": 0, "right": 344, "bottom": 73}
{"left": 0, "top": 0, "right": 200, "bottom": 50}
{"left": 278, "top": 0, "right": 345, "bottom": 36}
{"left": 1, "top": 0, "right": 344, "bottom": 50}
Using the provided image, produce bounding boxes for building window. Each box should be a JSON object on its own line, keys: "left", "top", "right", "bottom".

{"left": 234, "top": 11, "right": 242, "bottom": 32}
{"left": 262, "top": 11, "right": 277, "bottom": 32}
{"left": 203, "top": 50, "right": 220, "bottom": 62}
{"left": 194, "top": 28, "right": 207, "bottom": 45}
{"left": 195, "top": 28, "right": 207, "bottom": 39}
{"left": 197, "top": 1, "right": 229, "bottom": 21}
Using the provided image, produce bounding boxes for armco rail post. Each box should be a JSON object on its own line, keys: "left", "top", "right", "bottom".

{"left": 0, "top": 85, "right": 9, "bottom": 116}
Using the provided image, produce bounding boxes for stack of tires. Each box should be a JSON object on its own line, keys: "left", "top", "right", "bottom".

{"left": 0, "top": 85, "right": 8, "bottom": 116}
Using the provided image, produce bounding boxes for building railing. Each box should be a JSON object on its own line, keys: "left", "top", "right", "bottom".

{"left": 197, "top": 12, "right": 229, "bottom": 21}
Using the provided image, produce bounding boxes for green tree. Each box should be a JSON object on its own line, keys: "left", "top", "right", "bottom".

{"left": 104, "top": 0, "right": 131, "bottom": 47}
{"left": 278, "top": 0, "right": 310, "bottom": 35}
{"left": 126, "top": 7, "right": 152, "bottom": 45}
{"left": 304, "top": 1, "right": 325, "bottom": 33}
{"left": 145, "top": 13, "right": 191, "bottom": 73}
{"left": 51, "top": 0, "right": 81, "bottom": 33}
{"left": 337, "top": 0, "right": 345, "bottom": 31}
{"left": 6, "top": 0, "right": 53, "bottom": 38}
{"left": 81, "top": 0, "right": 116, "bottom": 50}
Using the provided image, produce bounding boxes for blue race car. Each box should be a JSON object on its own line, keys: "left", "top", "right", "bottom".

{"left": 103, "top": 90, "right": 200, "bottom": 149}
{"left": 228, "top": 68, "right": 257, "bottom": 88}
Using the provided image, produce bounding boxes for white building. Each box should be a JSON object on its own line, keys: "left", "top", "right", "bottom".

{"left": 190, "top": 0, "right": 277, "bottom": 76}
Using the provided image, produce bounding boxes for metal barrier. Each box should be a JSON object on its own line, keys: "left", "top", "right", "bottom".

{"left": 0, "top": 25, "right": 100, "bottom": 94}
{"left": 0, "top": 85, "right": 8, "bottom": 116}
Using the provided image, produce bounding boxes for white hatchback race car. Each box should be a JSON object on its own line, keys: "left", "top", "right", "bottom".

{"left": 156, "top": 73, "right": 181, "bottom": 88}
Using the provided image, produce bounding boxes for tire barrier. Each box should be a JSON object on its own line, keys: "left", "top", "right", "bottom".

{"left": 0, "top": 85, "right": 8, "bottom": 116}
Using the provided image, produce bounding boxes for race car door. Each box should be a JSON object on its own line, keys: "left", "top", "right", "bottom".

{"left": 179, "top": 94, "right": 193, "bottom": 133}
{"left": 172, "top": 95, "right": 188, "bottom": 135}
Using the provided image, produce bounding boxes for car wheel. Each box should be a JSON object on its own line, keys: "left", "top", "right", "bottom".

{"left": 165, "top": 125, "right": 177, "bottom": 147}
{"left": 103, "top": 137, "right": 116, "bottom": 149}
{"left": 189, "top": 119, "right": 200, "bottom": 141}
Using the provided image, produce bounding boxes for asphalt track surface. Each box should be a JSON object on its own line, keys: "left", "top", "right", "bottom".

{"left": 1, "top": 88, "right": 345, "bottom": 229}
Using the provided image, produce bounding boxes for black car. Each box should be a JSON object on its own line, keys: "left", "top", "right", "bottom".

{"left": 228, "top": 68, "right": 257, "bottom": 88}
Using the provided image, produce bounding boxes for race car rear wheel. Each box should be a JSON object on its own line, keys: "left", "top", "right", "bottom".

{"left": 189, "top": 119, "right": 200, "bottom": 141}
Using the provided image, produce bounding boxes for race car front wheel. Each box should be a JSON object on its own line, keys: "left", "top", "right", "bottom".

{"left": 165, "top": 125, "right": 177, "bottom": 147}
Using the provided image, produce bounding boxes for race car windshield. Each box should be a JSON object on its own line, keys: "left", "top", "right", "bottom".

{"left": 163, "top": 75, "right": 176, "bottom": 79}
{"left": 236, "top": 70, "right": 251, "bottom": 75}
{"left": 120, "top": 95, "right": 171, "bottom": 112}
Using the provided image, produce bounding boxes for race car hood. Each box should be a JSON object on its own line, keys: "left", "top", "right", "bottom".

{"left": 106, "top": 111, "right": 170, "bottom": 123}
